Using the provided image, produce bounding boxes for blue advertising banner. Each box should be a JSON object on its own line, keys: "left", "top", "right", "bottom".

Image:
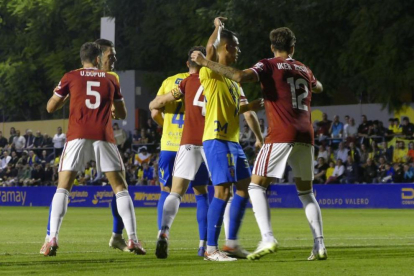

{"left": 1, "top": 184, "right": 414, "bottom": 209}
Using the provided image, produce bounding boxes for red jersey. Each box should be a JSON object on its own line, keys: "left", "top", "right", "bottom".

{"left": 54, "top": 68, "right": 123, "bottom": 143}
{"left": 250, "top": 57, "right": 317, "bottom": 145}
{"left": 178, "top": 73, "right": 205, "bottom": 146}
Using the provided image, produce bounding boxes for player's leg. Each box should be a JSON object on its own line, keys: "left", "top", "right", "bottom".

{"left": 193, "top": 185, "right": 208, "bottom": 256}
{"left": 222, "top": 193, "right": 232, "bottom": 241}
{"left": 40, "top": 202, "right": 52, "bottom": 254}
{"left": 203, "top": 139, "right": 237, "bottom": 261}
{"left": 223, "top": 143, "right": 251, "bottom": 258}
{"left": 247, "top": 143, "right": 293, "bottom": 260}
{"left": 157, "top": 151, "right": 176, "bottom": 232}
{"left": 289, "top": 144, "right": 326, "bottom": 260}
{"left": 96, "top": 140, "right": 145, "bottom": 255}
{"left": 44, "top": 170, "right": 77, "bottom": 256}
{"left": 109, "top": 190, "right": 128, "bottom": 252}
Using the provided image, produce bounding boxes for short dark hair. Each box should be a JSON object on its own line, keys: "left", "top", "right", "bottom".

{"left": 403, "top": 117, "right": 409, "bottom": 122}
{"left": 94, "top": 39, "right": 114, "bottom": 53}
{"left": 80, "top": 42, "right": 101, "bottom": 63}
{"left": 188, "top": 46, "right": 206, "bottom": 68}
{"left": 269, "top": 27, "right": 296, "bottom": 52}
{"left": 221, "top": 28, "right": 237, "bottom": 44}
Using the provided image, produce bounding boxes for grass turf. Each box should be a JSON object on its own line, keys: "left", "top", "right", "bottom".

{"left": 0, "top": 207, "right": 413, "bottom": 275}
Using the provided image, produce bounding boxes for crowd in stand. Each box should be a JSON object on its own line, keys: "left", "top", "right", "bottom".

{"left": 2, "top": 113, "right": 414, "bottom": 187}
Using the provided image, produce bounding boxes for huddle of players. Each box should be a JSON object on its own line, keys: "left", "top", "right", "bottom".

{"left": 40, "top": 17, "right": 327, "bottom": 262}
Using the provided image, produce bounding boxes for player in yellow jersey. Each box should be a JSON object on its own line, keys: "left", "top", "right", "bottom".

{"left": 198, "top": 18, "right": 262, "bottom": 261}
{"left": 150, "top": 48, "right": 211, "bottom": 256}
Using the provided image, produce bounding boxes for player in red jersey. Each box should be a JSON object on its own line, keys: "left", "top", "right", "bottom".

{"left": 192, "top": 27, "right": 327, "bottom": 261}
{"left": 43, "top": 42, "right": 145, "bottom": 256}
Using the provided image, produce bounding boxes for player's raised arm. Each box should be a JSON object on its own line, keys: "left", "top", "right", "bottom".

{"left": 206, "top": 17, "right": 226, "bottom": 61}
{"left": 312, "top": 80, "right": 323, "bottom": 94}
{"left": 191, "top": 51, "right": 258, "bottom": 83}
{"left": 149, "top": 87, "right": 183, "bottom": 111}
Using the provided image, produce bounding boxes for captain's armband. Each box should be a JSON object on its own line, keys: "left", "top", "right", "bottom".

{"left": 171, "top": 87, "right": 183, "bottom": 100}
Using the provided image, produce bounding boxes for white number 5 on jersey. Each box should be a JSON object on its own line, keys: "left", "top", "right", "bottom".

{"left": 86, "top": 81, "right": 101, "bottom": 109}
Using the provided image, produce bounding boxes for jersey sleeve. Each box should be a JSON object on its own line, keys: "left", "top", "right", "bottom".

{"left": 249, "top": 59, "right": 270, "bottom": 81}
{"left": 170, "top": 78, "right": 186, "bottom": 99}
{"left": 157, "top": 79, "right": 168, "bottom": 96}
{"left": 239, "top": 85, "right": 248, "bottom": 104}
{"left": 54, "top": 73, "right": 70, "bottom": 98}
{"left": 307, "top": 67, "right": 318, "bottom": 88}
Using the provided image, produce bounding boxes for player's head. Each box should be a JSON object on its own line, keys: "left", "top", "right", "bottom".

{"left": 269, "top": 27, "right": 296, "bottom": 57}
{"left": 80, "top": 42, "right": 101, "bottom": 67}
{"left": 187, "top": 46, "right": 206, "bottom": 70}
{"left": 217, "top": 29, "right": 240, "bottom": 64}
{"left": 95, "top": 39, "right": 116, "bottom": 71}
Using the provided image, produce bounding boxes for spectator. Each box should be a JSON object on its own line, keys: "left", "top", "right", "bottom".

{"left": 359, "top": 144, "right": 369, "bottom": 165}
{"left": 1, "top": 163, "right": 18, "bottom": 186}
{"left": 149, "top": 130, "right": 161, "bottom": 145}
{"left": 138, "top": 128, "right": 149, "bottom": 144}
{"left": 27, "top": 163, "right": 44, "bottom": 186}
{"left": 141, "top": 162, "right": 154, "bottom": 185}
{"left": 0, "top": 131, "right": 8, "bottom": 149}
{"left": 27, "top": 150, "right": 40, "bottom": 167}
{"left": 132, "top": 129, "right": 140, "bottom": 145}
{"left": 240, "top": 125, "right": 253, "bottom": 149}
{"left": 146, "top": 118, "right": 158, "bottom": 133}
{"left": 12, "top": 130, "right": 26, "bottom": 156}
{"left": 376, "top": 157, "right": 388, "bottom": 182}
{"left": 343, "top": 115, "right": 350, "bottom": 136}
{"left": 8, "top": 151, "right": 19, "bottom": 167}
{"left": 42, "top": 163, "right": 54, "bottom": 186}
{"left": 381, "top": 163, "right": 395, "bottom": 183}
{"left": 393, "top": 141, "right": 408, "bottom": 163}
{"left": 42, "top": 134, "right": 53, "bottom": 148}
{"left": 407, "top": 142, "right": 414, "bottom": 162}
{"left": 391, "top": 118, "right": 402, "bottom": 135}
{"left": 126, "top": 165, "right": 139, "bottom": 185}
{"left": 368, "top": 141, "right": 382, "bottom": 163}
{"left": 325, "top": 159, "right": 345, "bottom": 184}
{"left": 25, "top": 129, "right": 35, "bottom": 149}
{"left": 326, "top": 145, "right": 335, "bottom": 163}
{"left": 325, "top": 161, "right": 335, "bottom": 180}
{"left": 343, "top": 156, "right": 359, "bottom": 184}
{"left": 113, "top": 123, "right": 128, "bottom": 153}
{"left": 17, "top": 163, "right": 31, "bottom": 186}
{"left": 329, "top": 115, "right": 343, "bottom": 147}
{"left": 348, "top": 142, "right": 361, "bottom": 163}
{"left": 380, "top": 141, "right": 393, "bottom": 162}
{"left": 33, "top": 131, "right": 44, "bottom": 149}
{"left": 357, "top": 115, "right": 370, "bottom": 146}
{"left": 8, "top": 127, "right": 16, "bottom": 147}
{"left": 362, "top": 158, "right": 377, "bottom": 183}
{"left": 345, "top": 118, "right": 358, "bottom": 144}
{"left": 393, "top": 163, "right": 404, "bottom": 183}
{"left": 314, "top": 157, "right": 328, "bottom": 184}
{"left": 259, "top": 118, "right": 268, "bottom": 138}
{"left": 368, "top": 120, "right": 385, "bottom": 143}
{"left": 38, "top": 150, "right": 52, "bottom": 165}
{"left": 52, "top": 127, "right": 66, "bottom": 157}
{"left": 1, "top": 150, "right": 11, "bottom": 170}
{"left": 335, "top": 142, "right": 349, "bottom": 163}
{"left": 134, "top": 146, "right": 151, "bottom": 166}
{"left": 316, "top": 113, "right": 331, "bottom": 143}
{"left": 316, "top": 144, "right": 328, "bottom": 161}
{"left": 402, "top": 117, "right": 414, "bottom": 138}
{"left": 403, "top": 163, "right": 414, "bottom": 182}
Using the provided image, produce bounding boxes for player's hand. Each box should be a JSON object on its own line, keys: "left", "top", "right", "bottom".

{"left": 255, "top": 139, "right": 263, "bottom": 150}
{"left": 249, "top": 98, "right": 264, "bottom": 111}
{"left": 214, "top": 17, "right": 227, "bottom": 28}
{"left": 191, "top": 51, "right": 208, "bottom": 66}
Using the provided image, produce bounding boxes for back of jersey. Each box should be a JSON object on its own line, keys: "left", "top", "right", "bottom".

{"left": 54, "top": 68, "right": 123, "bottom": 144}
{"left": 251, "top": 57, "right": 316, "bottom": 145}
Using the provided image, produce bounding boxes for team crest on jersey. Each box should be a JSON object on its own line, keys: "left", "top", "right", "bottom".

{"left": 175, "top": 78, "right": 183, "bottom": 85}
{"left": 185, "top": 145, "right": 192, "bottom": 151}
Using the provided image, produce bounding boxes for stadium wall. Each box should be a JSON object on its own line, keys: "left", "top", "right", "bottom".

{"left": 1, "top": 184, "right": 413, "bottom": 209}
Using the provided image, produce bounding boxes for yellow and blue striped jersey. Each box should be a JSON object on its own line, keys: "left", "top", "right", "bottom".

{"left": 199, "top": 67, "right": 242, "bottom": 143}
{"left": 157, "top": 72, "right": 189, "bottom": 151}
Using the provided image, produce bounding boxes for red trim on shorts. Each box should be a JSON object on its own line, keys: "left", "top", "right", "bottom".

{"left": 254, "top": 145, "right": 265, "bottom": 174}
{"left": 263, "top": 144, "right": 273, "bottom": 177}
{"left": 58, "top": 142, "right": 68, "bottom": 172}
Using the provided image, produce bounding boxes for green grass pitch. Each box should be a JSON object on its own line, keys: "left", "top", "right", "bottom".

{"left": 0, "top": 207, "right": 413, "bottom": 276}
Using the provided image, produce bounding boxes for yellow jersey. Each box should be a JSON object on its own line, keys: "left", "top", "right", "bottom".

{"left": 157, "top": 72, "right": 189, "bottom": 151}
{"left": 108, "top": 71, "right": 120, "bottom": 83}
{"left": 199, "top": 67, "right": 241, "bottom": 143}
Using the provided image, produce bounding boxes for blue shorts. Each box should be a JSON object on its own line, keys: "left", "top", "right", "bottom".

{"left": 203, "top": 139, "right": 251, "bottom": 185}
{"left": 158, "top": 150, "right": 208, "bottom": 187}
